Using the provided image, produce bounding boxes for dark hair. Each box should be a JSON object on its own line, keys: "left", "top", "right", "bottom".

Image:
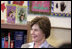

{"left": 30, "top": 16, "right": 51, "bottom": 39}
{"left": 19, "top": 15, "right": 24, "bottom": 22}
{"left": 8, "top": 11, "right": 13, "bottom": 16}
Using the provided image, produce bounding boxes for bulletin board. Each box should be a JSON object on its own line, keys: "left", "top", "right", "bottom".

{"left": 51, "top": 1, "right": 71, "bottom": 17}
{"left": 28, "top": 1, "right": 51, "bottom": 15}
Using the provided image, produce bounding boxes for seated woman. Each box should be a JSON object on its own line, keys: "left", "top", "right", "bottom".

{"left": 21, "top": 16, "right": 54, "bottom": 48}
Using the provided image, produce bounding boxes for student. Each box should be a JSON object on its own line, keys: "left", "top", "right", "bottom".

{"left": 21, "top": 16, "right": 54, "bottom": 48}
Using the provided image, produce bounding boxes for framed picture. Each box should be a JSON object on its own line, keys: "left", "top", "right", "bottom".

{"left": 28, "top": 1, "right": 51, "bottom": 15}
{"left": 51, "top": 1, "right": 71, "bottom": 17}
{"left": 16, "top": 5, "right": 27, "bottom": 24}
{"left": 6, "top": 5, "right": 16, "bottom": 24}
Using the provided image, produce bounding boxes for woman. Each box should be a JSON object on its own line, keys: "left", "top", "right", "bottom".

{"left": 21, "top": 16, "right": 54, "bottom": 48}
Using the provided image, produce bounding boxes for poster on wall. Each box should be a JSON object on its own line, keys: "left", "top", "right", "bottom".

{"left": 1, "top": 1, "right": 7, "bottom": 23}
{"left": 16, "top": 5, "right": 27, "bottom": 24}
{"left": 8, "top": 1, "right": 27, "bottom": 6}
{"left": 51, "top": 1, "right": 71, "bottom": 17}
{"left": 6, "top": 5, "right": 16, "bottom": 24}
{"left": 28, "top": 1, "right": 51, "bottom": 15}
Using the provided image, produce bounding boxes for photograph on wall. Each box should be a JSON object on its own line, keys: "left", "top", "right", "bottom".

{"left": 6, "top": 5, "right": 16, "bottom": 24}
{"left": 51, "top": 1, "right": 71, "bottom": 17}
{"left": 16, "top": 5, "right": 27, "bottom": 24}
{"left": 28, "top": 1, "right": 51, "bottom": 15}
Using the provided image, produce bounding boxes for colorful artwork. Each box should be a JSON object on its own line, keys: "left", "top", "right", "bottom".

{"left": 8, "top": 1, "right": 25, "bottom": 6}
{"left": 29, "top": 1, "right": 51, "bottom": 15}
{"left": 1, "top": 1, "right": 8, "bottom": 23}
{"left": 51, "top": 1, "right": 71, "bottom": 17}
{"left": 13, "top": 1, "right": 24, "bottom": 6}
{"left": 1, "top": 3, "right": 6, "bottom": 12}
{"left": 7, "top": 5, "right": 16, "bottom": 24}
{"left": 16, "top": 5, "right": 27, "bottom": 24}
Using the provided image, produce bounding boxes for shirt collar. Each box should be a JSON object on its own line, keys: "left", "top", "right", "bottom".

{"left": 39, "top": 40, "right": 49, "bottom": 48}
{"left": 29, "top": 40, "right": 49, "bottom": 48}
{"left": 29, "top": 42, "right": 34, "bottom": 48}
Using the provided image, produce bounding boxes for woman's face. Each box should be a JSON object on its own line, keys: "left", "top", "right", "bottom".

{"left": 31, "top": 24, "right": 45, "bottom": 42}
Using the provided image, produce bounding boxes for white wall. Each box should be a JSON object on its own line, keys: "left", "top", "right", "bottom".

{"left": 27, "top": 15, "right": 71, "bottom": 28}
{"left": 47, "top": 28, "right": 71, "bottom": 47}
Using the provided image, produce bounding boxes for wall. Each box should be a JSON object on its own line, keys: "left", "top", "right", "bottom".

{"left": 27, "top": 14, "right": 71, "bottom": 28}
{"left": 1, "top": 1, "right": 71, "bottom": 29}
{"left": 47, "top": 28, "right": 71, "bottom": 47}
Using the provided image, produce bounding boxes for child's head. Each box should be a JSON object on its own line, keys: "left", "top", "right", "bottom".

{"left": 8, "top": 11, "right": 13, "bottom": 16}
{"left": 8, "top": 10, "right": 14, "bottom": 17}
{"left": 8, "top": 10, "right": 15, "bottom": 19}
{"left": 19, "top": 15, "right": 25, "bottom": 21}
